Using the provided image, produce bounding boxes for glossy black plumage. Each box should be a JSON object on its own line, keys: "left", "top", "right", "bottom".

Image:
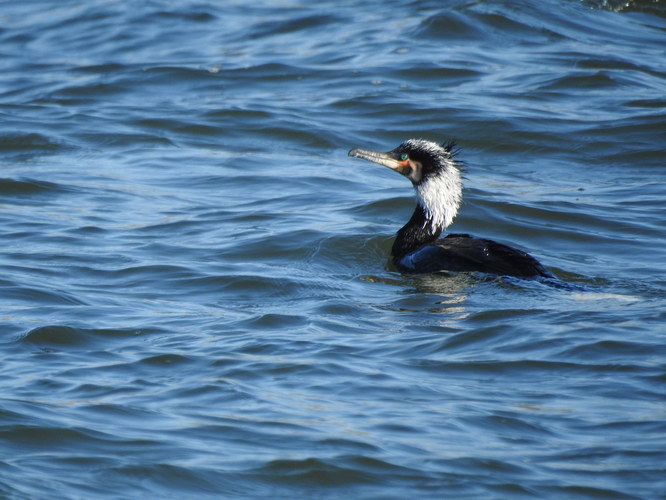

{"left": 397, "top": 233, "right": 553, "bottom": 277}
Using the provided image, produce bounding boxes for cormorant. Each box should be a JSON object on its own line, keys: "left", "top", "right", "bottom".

{"left": 348, "top": 139, "right": 553, "bottom": 278}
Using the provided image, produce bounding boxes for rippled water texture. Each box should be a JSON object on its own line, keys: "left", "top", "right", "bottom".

{"left": 1, "top": 0, "right": 665, "bottom": 498}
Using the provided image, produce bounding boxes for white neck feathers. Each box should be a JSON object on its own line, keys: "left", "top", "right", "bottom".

{"left": 414, "top": 171, "right": 462, "bottom": 231}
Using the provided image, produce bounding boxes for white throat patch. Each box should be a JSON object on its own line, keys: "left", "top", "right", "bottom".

{"left": 414, "top": 171, "right": 462, "bottom": 231}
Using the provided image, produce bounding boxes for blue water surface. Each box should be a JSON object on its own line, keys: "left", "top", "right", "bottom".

{"left": 1, "top": 0, "right": 665, "bottom": 498}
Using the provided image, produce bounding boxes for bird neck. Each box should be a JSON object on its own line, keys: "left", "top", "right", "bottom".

{"left": 391, "top": 204, "right": 442, "bottom": 261}
{"left": 414, "top": 172, "right": 462, "bottom": 230}
{"left": 391, "top": 174, "right": 462, "bottom": 262}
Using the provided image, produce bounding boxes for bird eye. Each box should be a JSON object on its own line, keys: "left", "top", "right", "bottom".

{"left": 400, "top": 154, "right": 409, "bottom": 161}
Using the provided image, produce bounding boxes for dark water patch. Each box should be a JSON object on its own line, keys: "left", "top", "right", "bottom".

{"left": 0, "top": 133, "right": 68, "bottom": 160}
{"left": 152, "top": 383, "right": 243, "bottom": 405}
{"left": 239, "top": 313, "right": 310, "bottom": 331}
{"left": 139, "top": 354, "right": 194, "bottom": 366}
{"left": 575, "top": 55, "right": 664, "bottom": 76}
{"left": 139, "top": 65, "right": 222, "bottom": 84}
{"left": 538, "top": 71, "right": 630, "bottom": 91}
{"left": 390, "top": 65, "right": 486, "bottom": 88}
{"left": 65, "top": 225, "right": 108, "bottom": 236}
{"left": 434, "top": 456, "right": 533, "bottom": 481}
{"left": 559, "top": 339, "right": 666, "bottom": 367}
{"left": 0, "top": 177, "right": 75, "bottom": 200}
{"left": 466, "top": 307, "right": 548, "bottom": 324}
{"left": 414, "top": 3, "right": 572, "bottom": 46}
{"left": 53, "top": 82, "right": 129, "bottom": 100}
{"left": 20, "top": 325, "right": 153, "bottom": 349}
{"left": 247, "top": 13, "right": 345, "bottom": 40}
{"left": 625, "top": 97, "right": 666, "bottom": 109}
{"left": 407, "top": 358, "right": 645, "bottom": 378}
{"left": 415, "top": 10, "right": 487, "bottom": 41}
{"left": 77, "top": 132, "right": 174, "bottom": 148}
{"left": 468, "top": 10, "right": 565, "bottom": 44}
{"left": 434, "top": 322, "right": 530, "bottom": 353}
{"left": 248, "top": 456, "right": 383, "bottom": 486}
{"left": 203, "top": 107, "right": 274, "bottom": 122}
{"left": 102, "top": 264, "right": 200, "bottom": 283}
{"left": 71, "top": 62, "right": 128, "bottom": 75}
{"left": 0, "top": 133, "right": 61, "bottom": 153}
{"left": 152, "top": 8, "right": 217, "bottom": 23}
{"left": 0, "top": 423, "right": 154, "bottom": 453}
{"left": 242, "top": 455, "right": 488, "bottom": 496}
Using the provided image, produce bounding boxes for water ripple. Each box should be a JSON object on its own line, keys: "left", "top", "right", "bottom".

{"left": 0, "top": 0, "right": 664, "bottom": 499}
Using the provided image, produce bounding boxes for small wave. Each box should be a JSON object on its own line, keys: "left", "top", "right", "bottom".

{"left": 246, "top": 13, "right": 345, "bottom": 40}
{"left": 0, "top": 133, "right": 62, "bottom": 153}
{"left": 0, "top": 133, "right": 69, "bottom": 160}
{"left": 248, "top": 455, "right": 407, "bottom": 486}
{"left": 0, "top": 177, "right": 72, "bottom": 197}
{"left": 8, "top": 285, "right": 87, "bottom": 306}
{"left": 19, "top": 325, "right": 158, "bottom": 349}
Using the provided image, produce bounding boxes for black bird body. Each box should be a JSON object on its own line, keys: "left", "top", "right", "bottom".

{"left": 396, "top": 232, "right": 552, "bottom": 277}
{"left": 348, "top": 139, "right": 553, "bottom": 279}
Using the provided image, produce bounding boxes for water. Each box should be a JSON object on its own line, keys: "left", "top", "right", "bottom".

{"left": 1, "top": 0, "right": 665, "bottom": 498}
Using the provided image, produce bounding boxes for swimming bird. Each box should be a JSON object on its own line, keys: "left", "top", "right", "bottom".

{"left": 348, "top": 139, "right": 554, "bottom": 278}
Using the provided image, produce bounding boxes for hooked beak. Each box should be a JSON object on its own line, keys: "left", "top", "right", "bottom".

{"left": 348, "top": 147, "right": 411, "bottom": 175}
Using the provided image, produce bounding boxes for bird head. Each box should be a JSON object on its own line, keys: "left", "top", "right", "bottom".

{"left": 348, "top": 139, "right": 459, "bottom": 185}
{"left": 348, "top": 139, "right": 462, "bottom": 230}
